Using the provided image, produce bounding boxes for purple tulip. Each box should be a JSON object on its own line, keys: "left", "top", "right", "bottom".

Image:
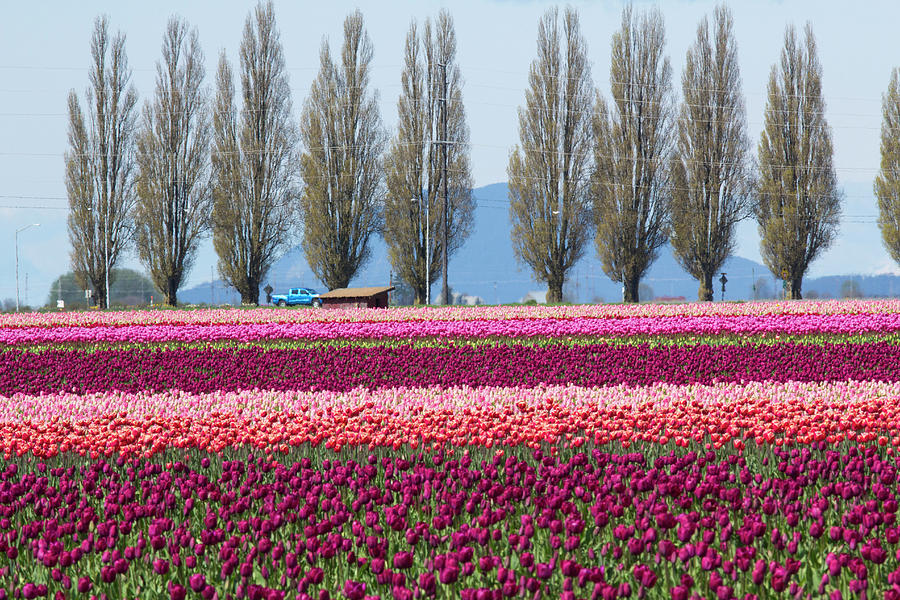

{"left": 76, "top": 577, "right": 92, "bottom": 594}
{"left": 751, "top": 559, "right": 766, "bottom": 585}
{"left": 240, "top": 562, "right": 253, "bottom": 577}
{"left": 633, "top": 564, "right": 657, "bottom": 588}
{"left": 189, "top": 574, "right": 206, "bottom": 593}
{"left": 626, "top": 538, "right": 643, "bottom": 555}
{"left": 153, "top": 558, "right": 169, "bottom": 575}
{"left": 560, "top": 560, "right": 579, "bottom": 577}
{"left": 770, "top": 565, "right": 789, "bottom": 592}
{"left": 169, "top": 583, "right": 187, "bottom": 600}
{"left": 809, "top": 521, "right": 824, "bottom": 538}
{"left": 670, "top": 587, "right": 688, "bottom": 600}
{"left": 418, "top": 572, "right": 436, "bottom": 596}
{"left": 439, "top": 564, "right": 459, "bottom": 584}
{"left": 342, "top": 580, "right": 365, "bottom": 600}
{"left": 392, "top": 587, "right": 413, "bottom": 600}
{"left": 393, "top": 551, "right": 414, "bottom": 570}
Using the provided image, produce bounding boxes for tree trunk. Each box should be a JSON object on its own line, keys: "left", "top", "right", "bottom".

{"left": 241, "top": 279, "right": 260, "bottom": 305}
{"left": 698, "top": 272, "right": 714, "bottom": 302}
{"left": 622, "top": 276, "right": 640, "bottom": 303}
{"left": 414, "top": 283, "right": 427, "bottom": 305}
{"left": 240, "top": 291, "right": 259, "bottom": 305}
{"left": 787, "top": 277, "right": 802, "bottom": 300}
{"left": 326, "top": 273, "right": 351, "bottom": 291}
{"left": 547, "top": 276, "right": 564, "bottom": 304}
{"left": 95, "top": 282, "right": 107, "bottom": 309}
{"left": 165, "top": 276, "right": 178, "bottom": 307}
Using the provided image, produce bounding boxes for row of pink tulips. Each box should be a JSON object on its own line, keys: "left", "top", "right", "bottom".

{"left": 3, "top": 379, "right": 900, "bottom": 459}
{"left": 5, "top": 299, "right": 900, "bottom": 330}
{"left": 5, "top": 312, "right": 900, "bottom": 345}
{"left": 3, "top": 379, "right": 897, "bottom": 427}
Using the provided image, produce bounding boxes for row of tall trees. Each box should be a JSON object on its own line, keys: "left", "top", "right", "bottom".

{"left": 70, "top": 3, "right": 900, "bottom": 306}
{"left": 510, "top": 5, "right": 841, "bottom": 303}
{"left": 65, "top": 2, "right": 473, "bottom": 307}
{"left": 875, "top": 71, "right": 900, "bottom": 265}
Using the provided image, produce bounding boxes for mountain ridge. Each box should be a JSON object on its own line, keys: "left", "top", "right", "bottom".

{"left": 179, "top": 182, "right": 894, "bottom": 304}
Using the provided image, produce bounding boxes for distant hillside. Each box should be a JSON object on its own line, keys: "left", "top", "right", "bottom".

{"left": 802, "top": 274, "right": 900, "bottom": 299}
{"left": 178, "top": 182, "right": 900, "bottom": 305}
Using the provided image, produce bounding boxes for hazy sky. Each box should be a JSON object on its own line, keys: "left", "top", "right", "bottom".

{"left": 1, "top": 0, "right": 897, "bottom": 303}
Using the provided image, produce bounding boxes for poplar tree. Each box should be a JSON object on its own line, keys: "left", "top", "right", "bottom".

{"left": 65, "top": 16, "right": 138, "bottom": 309}
{"left": 210, "top": 1, "right": 298, "bottom": 305}
{"left": 756, "top": 23, "right": 841, "bottom": 300}
{"left": 135, "top": 17, "right": 210, "bottom": 306}
{"left": 383, "top": 11, "right": 474, "bottom": 304}
{"left": 299, "top": 10, "right": 387, "bottom": 290}
{"left": 876, "top": 68, "right": 900, "bottom": 265}
{"left": 670, "top": 5, "right": 753, "bottom": 301}
{"left": 507, "top": 7, "right": 593, "bottom": 304}
{"left": 593, "top": 6, "right": 675, "bottom": 303}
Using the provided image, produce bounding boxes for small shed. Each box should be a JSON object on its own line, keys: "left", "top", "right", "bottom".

{"left": 319, "top": 286, "right": 395, "bottom": 310}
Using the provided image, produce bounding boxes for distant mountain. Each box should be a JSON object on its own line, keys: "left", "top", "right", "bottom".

{"left": 178, "top": 279, "right": 242, "bottom": 306}
{"left": 177, "top": 182, "right": 900, "bottom": 305}
{"left": 801, "top": 274, "right": 900, "bottom": 300}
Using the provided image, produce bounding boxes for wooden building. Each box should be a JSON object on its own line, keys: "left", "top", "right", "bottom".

{"left": 319, "top": 286, "right": 395, "bottom": 310}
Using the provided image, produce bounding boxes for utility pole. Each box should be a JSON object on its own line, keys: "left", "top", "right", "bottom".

{"left": 425, "top": 196, "right": 430, "bottom": 305}
{"left": 439, "top": 60, "right": 449, "bottom": 306}
{"left": 210, "top": 265, "right": 214, "bottom": 305}
{"left": 104, "top": 197, "right": 110, "bottom": 310}
{"left": 412, "top": 197, "right": 430, "bottom": 304}
{"left": 15, "top": 223, "right": 39, "bottom": 313}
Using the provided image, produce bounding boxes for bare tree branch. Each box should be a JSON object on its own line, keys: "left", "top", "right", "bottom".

{"left": 508, "top": 7, "right": 593, "bottom": 304}
{"left": 211, "top": 1, "right": 299, "bottom": 305}
{"left": 670, "top": 5, "right": 753, "bottom": 301}
{"left": 65, "top": 15, "right": 138, "bottom": 309}
{"left": 299, "top": 10, "right": 387, "bottom": 291}
{"left": 876, "top": 68, "right": 900, "bottom": 267}
{"left": 135, "top": 16, "right": 210, "bottom": 306}
{"left": 756, "top": 23, "right": 841, "bottom": 300}
{"left": 383, "top": 11, "right": 474, "bottom": 304}
{"left": 593, "top": 5, "right": 674, "bottom": 304}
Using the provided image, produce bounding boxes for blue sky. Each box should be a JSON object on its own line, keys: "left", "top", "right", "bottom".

{"left": 1, "top": 0, "right": 896, "bottom": 303}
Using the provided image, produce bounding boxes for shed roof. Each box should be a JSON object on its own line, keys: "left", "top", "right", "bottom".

{"left": 319, "top": 286, "right": 395, "bottom": 299}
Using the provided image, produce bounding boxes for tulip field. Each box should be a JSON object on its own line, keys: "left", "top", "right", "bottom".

{"left": 4, "top": 301, "right": 900, "bottom": 600}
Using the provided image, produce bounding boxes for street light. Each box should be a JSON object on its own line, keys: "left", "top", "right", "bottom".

{"left": 412, "top": 197, "right": 430, "bottom": 305}
{"left": 15, "top": 223, "right": 40, "bottom": 313}
{"left": 719, "top": 272, "right": 728, "bottom": 302}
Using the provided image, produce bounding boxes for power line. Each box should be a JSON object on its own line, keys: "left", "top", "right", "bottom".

{"left": 0, "top": 99, "right": 885, "bottom": 124}
{"left": 0, "top": 205, "right": 69, "bottom": 210}
{"left": 0, "top": 140, "right": 885, "bottom": 175}
{"left": 0, "top": 64, "right": 403, "bottom": 74}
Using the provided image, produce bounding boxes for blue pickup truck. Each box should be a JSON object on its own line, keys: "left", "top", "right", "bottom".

{"left": 271, "top": 287, "right": 322, "bottom": 308}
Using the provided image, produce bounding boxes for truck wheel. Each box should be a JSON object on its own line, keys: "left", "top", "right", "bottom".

{"left": 278, "top": 300, "right": 287, "bottom": 307}
{"left": 312, "top": 299, "right": 322, "bottom": 308}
